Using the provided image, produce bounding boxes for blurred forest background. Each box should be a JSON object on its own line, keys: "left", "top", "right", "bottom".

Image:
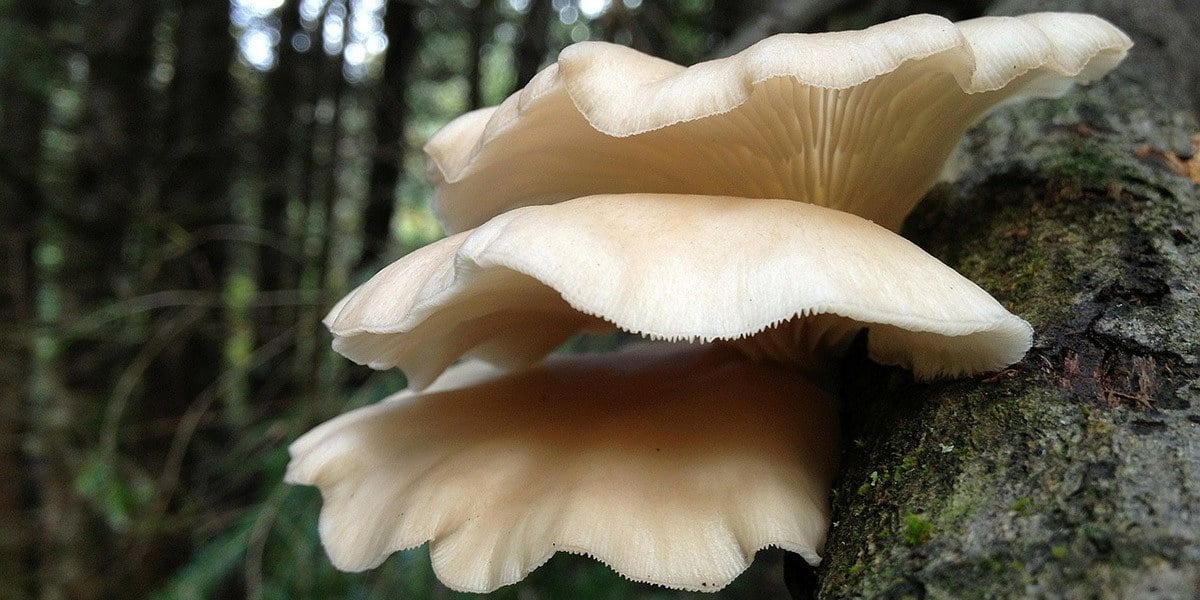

{"left": 0, "top": 0, "right": 1008, "bottom": 598}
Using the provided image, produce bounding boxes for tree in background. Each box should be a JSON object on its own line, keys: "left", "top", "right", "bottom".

{"left": 0, "top": 1, "right": 1195, "bottom": 598}
{"left": 0, "top": 1, "right": 730, "bottom": 597}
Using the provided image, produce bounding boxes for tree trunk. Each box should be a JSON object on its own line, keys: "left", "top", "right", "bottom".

{"left": 466, "top": 0, "right": 494, "bottom": 110}
{"left": 359, "top": 0, "right": 420, "bottom": 270}
{"left": 34, "top": 2, "right": 160, "bottom": 598}
{"left": 259, "top": 0, "right": 304, "bottom": 293}
{"left": 816, "top": 1, "right": 1200, "bottom": 598}
{"left": 161, "top": 0, "right": 235, "bottom": 266}
{"left": 708, "top": 0, "right": 760, "bottom": 49}
{"left": 0, "top": 3, "right": 54, "bottom": 597}
{"left": 290, "top": 0, "right": 350, "bottom": 386}
{"left": 258, "top": 0, "right": 322, "bottom": 392}
{"left": 513, "top": 0, "right": 552, "bottom": 89}
{"left": 155, "top": 0, "right": 237, "bottom": 421}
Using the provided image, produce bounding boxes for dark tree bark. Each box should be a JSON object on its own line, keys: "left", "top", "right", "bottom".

{"left": 289, "top": 0, "right": 349, "bottom": 386}
{"left": 467, "top": 0, "right": 495, "bottom": 110}
{"left": 154, "top": 0, "right": 237, "bottom": 422}
{"left": 816, "top": 1, "right": 1200, "bottom": 597}
{"left": 714, "top": 0, "right": 990, "bottom": 58}
{"left": 316, "top": 0, "right": 354, "bottom": 269}
{"left": 160, "top": 0, "right": 236, "bottom": 267}
{"left": 258, "top": 0, "right": 329, "bottom": 388}
{"left": 0, "top": 4, "right": 55, "bottom": 597}
{"left": 806, "top": 0, "right": 991, "bottom": 33}
{"left": 259, "top": 0, "right": 305, "bottom": 292}
{"left": 636, "top": 1, "right": 710, "bottom": 64}
{"left": 68, "top": 0, "right": 159, "bottom": 273}
{"left": 513, "top": 0, "right": 552, "bottom": 89}
{"left": 262, "top": 0, "right": 328, "bottom": 385}
{"left": 359, "top": 0, "right": 421, "bottom": 270}
{"left": 40, "top": 3, "right": 161, "bottom": 598}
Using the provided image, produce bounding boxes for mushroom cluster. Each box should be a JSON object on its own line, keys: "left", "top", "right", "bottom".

{"left": 286, "top": 12, "right": 1131, "bottom": 594}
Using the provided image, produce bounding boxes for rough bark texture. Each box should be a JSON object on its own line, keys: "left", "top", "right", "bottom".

{"left": 817, "top": 1, "right": 1200, "bottom": 598}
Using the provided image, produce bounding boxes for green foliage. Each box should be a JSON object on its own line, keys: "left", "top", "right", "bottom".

{"left": 1011, "top": 496, "right": 1032, "bottom": 516}
{"left": 150, "top": 509, "right": 259, "bottom": 600}
{"left": 74, "top": 451, "right": 157, "bottom": 531}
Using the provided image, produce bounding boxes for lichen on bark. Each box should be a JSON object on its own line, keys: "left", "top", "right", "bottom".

{"left": 816, "top": 1, "right": 1200, "bottom": 598}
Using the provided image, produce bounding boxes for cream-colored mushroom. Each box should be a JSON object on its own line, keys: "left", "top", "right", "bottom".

{"left": 426, "top": 12, "right": 1131, "bottom": 233}
{"left": 290, "top": 12, "right": 1133, "bottom": 593}
{"left": 309, "top": 191, "right": 1031, "bottom": 591}
{"left": 325, "top": 193, "right": 1033, "bottom": 390}
{"left": 286, "top": 343, "right": 838, "bottom": 593}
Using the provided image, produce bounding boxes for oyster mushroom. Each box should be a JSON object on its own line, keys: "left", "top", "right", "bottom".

{"left": 325, "top": 194, "right": 1033, "bottom": 390}
{"left": 288, "top": 11, "right": 1131, "bottom": 594}
{"left": 427, "top": 12, "right": 1131, "bottom": 233}
{"left": 293, "top": 192, "right": 1033, "bottom": 591}
{"left": 286, "top": 343, "right": 838, "bottom": 593}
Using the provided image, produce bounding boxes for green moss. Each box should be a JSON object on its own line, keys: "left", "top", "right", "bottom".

{"left": 1041, "top": 139, "right": 1133, "bottom": 185}
{"left": 848, "top": 561, "right": 865, "bottom": 577}
{"left": 902, "top": 513, "right": 934, "bottom": 547}
{"left": 895, "top": 454, "right": 919, "bottom": 477}
{"left": 821, "top": 68, "right": 1200, "bottom": 598}
{"left": 1012, "top": 497, "right": 1032, "bottom": 516}
{"left": 983, "top": 556, "right": 1005, "bottom": 574}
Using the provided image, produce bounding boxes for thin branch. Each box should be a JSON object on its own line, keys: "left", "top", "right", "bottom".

{"left": 133, "top": 326, "right": 297, "bottom": 563}
{"left": 58, "top": 289, "right": 320, "bottom": 340}
{"left": 99, "top": 305, "right": 207, "bottom": 458}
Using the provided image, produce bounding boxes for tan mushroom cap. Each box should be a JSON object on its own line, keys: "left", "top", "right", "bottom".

{"left": 325, "top": 193, "right": 1033, "bottom": 389}
{"left": 426, "top": 12, "right": 1131, "bottom": 233}
{"left": 285, "top": 343, "right": 838, "bottom": 593}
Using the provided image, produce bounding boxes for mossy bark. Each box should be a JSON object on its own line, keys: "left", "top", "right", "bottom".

{"left": 816, "top": 1, "right": 1200, "bottom": 598}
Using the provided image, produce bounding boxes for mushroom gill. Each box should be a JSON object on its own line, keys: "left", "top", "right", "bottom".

{"left": 288, "top": 12, "right": 1131, "bottom": 595}
{"left": 297, "top": 192, "right": 1033, "bottom": 592}
{"left": 427, "top": 13, "right": 1131, "bottom": 233}
{"left": 325, "top": 193, "right": 1032, "bottom": 389}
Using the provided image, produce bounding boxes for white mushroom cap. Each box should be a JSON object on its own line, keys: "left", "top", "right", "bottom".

{"left": 324, "top": 193, "right": 1033, "bottom": 388}
{"left": 285, "top": 343, "right": 839, "bottom": 593}
{"left": 426, "top": 13, "right": 1131, "bottom": 233}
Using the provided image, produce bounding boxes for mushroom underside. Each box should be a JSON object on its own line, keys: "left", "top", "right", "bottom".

{"left": 286, "top": 344, "right": 839, "bottom": 593}
{"left": 326, "top": 194, "right": 1033, "bottom": 388}
{"left": 286, "top": 11, "right": 1132, "bottom": 593}
{"left": 427, "top": 13, "right": 1131, "bottom": 232}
